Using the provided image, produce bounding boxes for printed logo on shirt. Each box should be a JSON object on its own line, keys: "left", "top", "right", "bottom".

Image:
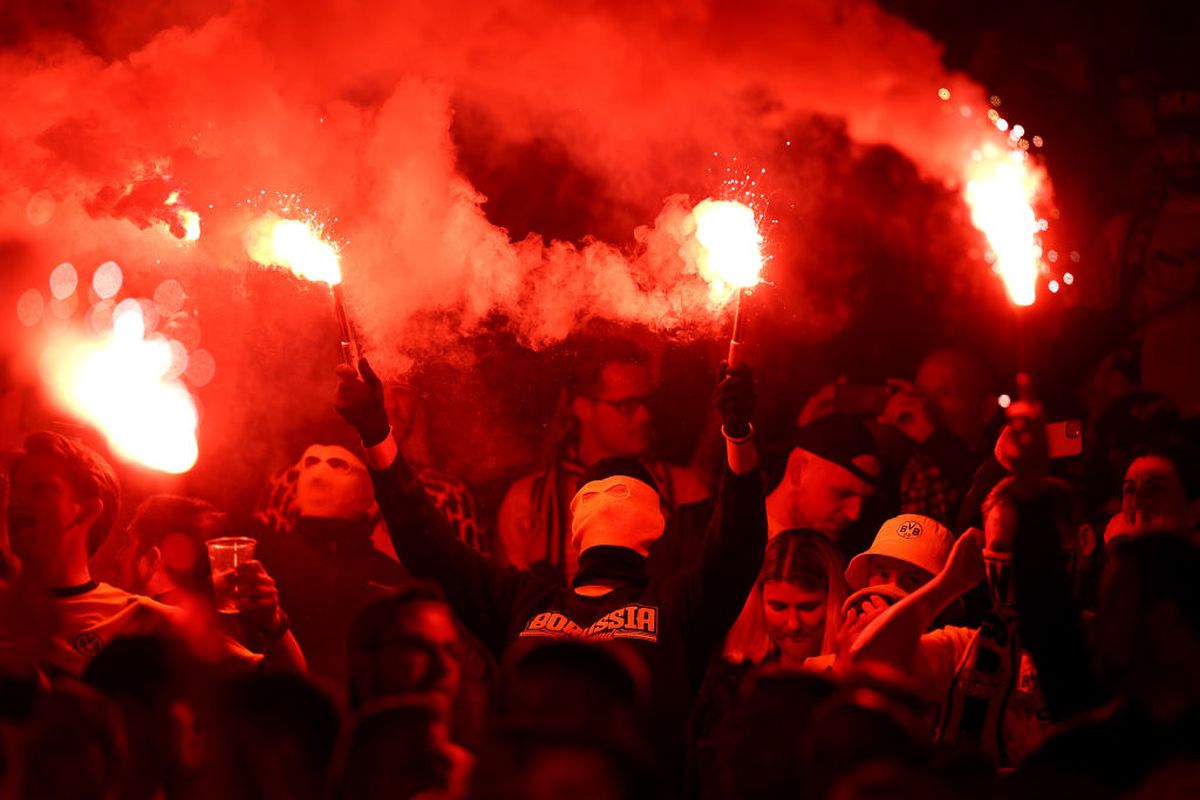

{"left": 74, "top": 631, "right": 105, "bottom": 658}
{"left": 519, "top": 604, "right": 659, "bottom": 642}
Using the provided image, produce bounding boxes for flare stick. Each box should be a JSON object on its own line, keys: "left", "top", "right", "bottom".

{"left": 727, "top": 289, "right": 747, "bottom": 369}
{"left": 331, "top": 284, "right": 359, "bottom": 365}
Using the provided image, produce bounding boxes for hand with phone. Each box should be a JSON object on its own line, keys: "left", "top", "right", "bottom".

{"left": 876, "top": 379, "right": 937, "bottom": 444}
{"left": 994, "top": 395, "right": 1051, "bottom": 497}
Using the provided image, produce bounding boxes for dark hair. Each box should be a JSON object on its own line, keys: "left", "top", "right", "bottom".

{"left": 348, "top": 582, "right": 448, "bottom": 653}
{"left": 10, "top": 432, "right": 120, "bottom": 556}
{"left": 503, "top": 640, "right": 648, "bottom": 743}
{"left": 1127, "top": 446, "right": 1200, "bottom": 500}
{"left": 565, "top": 339, "right": 650, "bottom": 400}
{"left": 120, "top": 495, "right": 227, "bottom": 594}
{"left": 982, "top": 476, "right": 1086, "bottom": 530}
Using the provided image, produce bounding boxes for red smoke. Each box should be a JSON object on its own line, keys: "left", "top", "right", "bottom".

{"left": 2, "top": 0, "right": 1023, "bottom": 363}
{"left": 0, "top": 0, "right": 1047, "bottom": 486}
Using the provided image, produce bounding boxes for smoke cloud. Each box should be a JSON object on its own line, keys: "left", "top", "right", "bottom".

{"left": 2, "top": 0, "right": 1012, "bottom": 351}
{"left": 0, "top": 0, "right": 1030, "bottom": 490}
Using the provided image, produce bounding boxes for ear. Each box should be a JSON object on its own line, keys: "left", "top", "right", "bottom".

{"left": 138, "top": 546, "right": 163, "bottom": 582}
{"left": 1076, "top": 523, "right": 1097, "bottom": 560}
{"left": 74, "top": 496, "right": 103, "bottom": 534}
{"left": 572, "top": 395, "right": 593, "bottom": 423}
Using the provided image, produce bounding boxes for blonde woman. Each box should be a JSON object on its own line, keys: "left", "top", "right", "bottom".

{"left": 724, "top": 529, "right": 848, "bottom": 667}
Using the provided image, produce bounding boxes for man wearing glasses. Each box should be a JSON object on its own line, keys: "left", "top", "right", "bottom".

{"left": 497, "top": 339, "right": 709, "bottom": 582}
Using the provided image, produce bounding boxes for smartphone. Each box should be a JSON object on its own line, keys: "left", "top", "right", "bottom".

{"left": 1046, "top": 419, "right": 1083, "bottom": 459}
{"left": 832, "top": 384, "right": 894, "bottom": 417}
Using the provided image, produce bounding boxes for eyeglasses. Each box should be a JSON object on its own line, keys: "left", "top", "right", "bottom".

{"left": 587, "top": 395, "right": 655, "bottom": 416}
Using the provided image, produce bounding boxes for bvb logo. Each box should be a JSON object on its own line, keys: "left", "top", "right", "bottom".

{"left": 896, "top": 521, "right": 923, "bottom": 539}
{"left": 74, "top": 632, "right": 104, "bottom": 658}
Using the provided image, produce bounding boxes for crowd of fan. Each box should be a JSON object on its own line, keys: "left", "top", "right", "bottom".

{"left": 1, "top": 339, "right": 1197, "bottom": 799}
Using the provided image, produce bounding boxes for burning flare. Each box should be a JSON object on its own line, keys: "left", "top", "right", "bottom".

{"left": 245, "top": 213, "right": 342, "bottom": 285}
{"left": 164, "top": 191, "right": 202, "bottom": 241}
{"left": 964, "top": 149, "right": 1044, "bottom": 307}
{"left": 691, "top": 199, "right": 765, "bottom": 301}
{"left": 42, "top": 301, "right": 200, "bottom": 474}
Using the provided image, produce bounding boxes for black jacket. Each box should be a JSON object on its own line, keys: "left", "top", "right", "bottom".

{"left": 370, "top": 451, "right": 767, "bottom": 776}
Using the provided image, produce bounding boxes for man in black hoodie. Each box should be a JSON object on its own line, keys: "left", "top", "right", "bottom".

{"left": 334, "top": 358, "right": 765, "bottom": 787}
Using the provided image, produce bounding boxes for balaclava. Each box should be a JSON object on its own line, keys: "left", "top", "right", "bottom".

{"left": 294, "top": 444, "right": 375, "bottom": 520}
{"left": 569, "top": 458, "right": 665, "bottom": 557}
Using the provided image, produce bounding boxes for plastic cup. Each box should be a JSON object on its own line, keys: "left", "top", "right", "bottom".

{"left": 205, "top": 537, "right": 256, "bottom": 614}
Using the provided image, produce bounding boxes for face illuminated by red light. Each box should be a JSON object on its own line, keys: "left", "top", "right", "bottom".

{"left": 574, "top": 362, "right": 655, "bottom": 460}
{"left": 865, "top": 555, "right": 932, "bottom": 594}
{"left": 916, "top": 349, "right": 993, "bottom": 448}
{"left": 6, "top": 453, "right": 98, "bottom": 571}
{"left": 781, "top": 450, "right": 877, "bottom": 540}
{"left": 761, "top": 580, "right": 827, "bottom": 664}
{"left": 365, "top": 600, "right": 461, "bottom": 714}
{"left": 294, "top": 444, "right": 374, "bottom": 520}
{"left": 1120, "top": 455, "right": 1193, "bottom": 534}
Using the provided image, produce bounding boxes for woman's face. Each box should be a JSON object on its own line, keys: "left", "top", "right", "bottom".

{"left": 761, "top": 580, "right": 828, "bottom": 663}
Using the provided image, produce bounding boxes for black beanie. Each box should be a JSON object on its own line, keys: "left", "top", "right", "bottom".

{"left": 792, "top": 415, "right": 879, "bottom": 485}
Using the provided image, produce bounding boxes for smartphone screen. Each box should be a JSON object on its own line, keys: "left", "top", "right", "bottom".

{"left": 1045, "top": 420, "right": 1083, "bottom": 459}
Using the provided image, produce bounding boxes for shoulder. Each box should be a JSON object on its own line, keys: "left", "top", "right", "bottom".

{"left": 916, "top": 625, "right": 977, "bottom": 688}
{"left": 921, "top": 625, "right": 976, "bottom": 652}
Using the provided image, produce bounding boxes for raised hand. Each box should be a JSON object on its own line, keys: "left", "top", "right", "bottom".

{"left": 877, "top": 378, "right": 937, "bottom": 444}
{"left": 334, "top": 358, "right": 391, "bottom": 446}
{"left": 995, "top": 376, "right": 1048, "bottom": 494}
{"left": 714, "top": 363, "right": 756, "bottom": 439}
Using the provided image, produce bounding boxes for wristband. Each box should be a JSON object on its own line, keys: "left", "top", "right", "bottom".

{"left": 364, "top": 428, "right": 399, "bottom": 470}
{"left": 723, "top": 424, "right": 759, "bottom": 476}
{"left": 721, "top": 423, "right": 755, "bottom": 443}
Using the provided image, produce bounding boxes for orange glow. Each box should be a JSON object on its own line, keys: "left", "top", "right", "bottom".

{"left": 965, "top": 151, "right": 1044, "bottom": 307}
{"left": 245, "top": 213, "right": 342, "bottom": 285}
{"left": 691, "top": 199, "right": 764, "bottom": 300}
{"left": 42, "top": 301, "right": 199, "bottom": 474}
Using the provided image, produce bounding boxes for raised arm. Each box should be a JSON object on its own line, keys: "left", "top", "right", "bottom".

{"left": 677, "top": 365, "right": 767, "bottom": 646}
{"left": 334, "top": 359, "right": 537, "bottom": 652}
{"left": 1001, "top": 398, "right": 1105, "bottom": 720}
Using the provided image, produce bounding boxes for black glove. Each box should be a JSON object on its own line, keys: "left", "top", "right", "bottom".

{"left": 714, "top": 363, "right": 755, "bottom": 438}
{"left": 334, "top": 358, "right": 391, "bottom": 447}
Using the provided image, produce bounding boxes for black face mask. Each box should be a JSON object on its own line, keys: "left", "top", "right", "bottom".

{"left": 295, "top": 515, "right": 376, "bottom": 551}
{"left": 984, "top": 547, "right": 1082, "bottom": 615}
{"left": 572, "top": 545, "right": 649, "bottom": 591}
